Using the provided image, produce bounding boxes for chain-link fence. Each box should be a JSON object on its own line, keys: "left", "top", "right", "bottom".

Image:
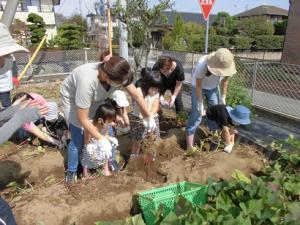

{"left": 13, "top": 48, "right": 300, "bottom": 120}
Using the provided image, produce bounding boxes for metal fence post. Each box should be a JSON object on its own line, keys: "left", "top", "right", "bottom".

{"left": 192, "top": 52, "right": 195, "bottom": 73}
{"left": 84, "top": 48, "right": 88, "bottom": 63}
{"left": 251, "top": 61, "right": 258, "bottom": 102}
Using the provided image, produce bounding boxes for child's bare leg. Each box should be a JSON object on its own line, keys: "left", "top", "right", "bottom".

{"left": 102, "top": 161, "right": 112, "bottom": 176}
{"left": 131, "top": 140, "right": 142, "bottom": 155}
{"left": 83, "top": 166, "right": 89, "bottom": 177}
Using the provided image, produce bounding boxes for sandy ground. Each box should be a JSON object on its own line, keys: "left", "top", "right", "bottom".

{"left": 0, "top": 120, "right": 266, "bottom": 225}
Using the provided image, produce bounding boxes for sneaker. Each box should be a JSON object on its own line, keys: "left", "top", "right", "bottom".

{"left": 65, "top": 171, "right": 77, "bottom": 184}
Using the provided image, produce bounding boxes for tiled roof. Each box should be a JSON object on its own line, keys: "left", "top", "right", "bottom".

{"left": 235, "top": 5, "right": 288, "bottom": 17}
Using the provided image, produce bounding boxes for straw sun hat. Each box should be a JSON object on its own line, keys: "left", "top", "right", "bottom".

{"left": 207, "top": 48, "right": 237, "bottom": 77}
{"left": 0, "top": 22, "right": 29, "bottom": 57}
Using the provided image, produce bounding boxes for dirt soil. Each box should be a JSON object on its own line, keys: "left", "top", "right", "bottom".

{"left": 0, "top": 110, "right": 266, "bottom": 225}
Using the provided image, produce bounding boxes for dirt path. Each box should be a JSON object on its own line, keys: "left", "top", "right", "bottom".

{"left": 0, "top": 127, "right": 265, "bottom": 225}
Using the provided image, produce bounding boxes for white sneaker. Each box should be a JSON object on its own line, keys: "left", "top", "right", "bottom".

{"left": 224, "top": 143, "right": 234, "bottom": 153}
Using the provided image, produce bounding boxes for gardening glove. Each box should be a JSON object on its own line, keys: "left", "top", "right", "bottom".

{"left": 168, "top": 95, "right": 176, "bottom": 107}
{"left": 108, "top": 136, "right": 119, "bottom": 148}
{"left": 197, "top": 99, "right": 204, "bottom": 116}
{"left": 224, "top": 143, "right": 234, "bottom": 153}
{"left": 219, "top": 95, "right": 226, "bottom": 105}
{"left": 143, "top": 116, "right": 157, "bottom": 133}
{"left": 12, "top": 77, "right": 20, "bottom": 87}
{"left": 159, "top": 96, "right": 167, "bottom": 105}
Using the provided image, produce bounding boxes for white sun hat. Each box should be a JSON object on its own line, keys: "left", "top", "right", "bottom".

{"left": 0, "top": 22, "right": 29, "bottom": 57}
{"left": 111, "top": 90, "right": 129, "bottom": 107}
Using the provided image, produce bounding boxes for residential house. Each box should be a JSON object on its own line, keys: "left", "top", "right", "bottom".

{"left": 0, "top": 0, "right": 61, "bottom": 40}
{"left": 235, "top": 5, "right": 288, "bottom": 24}
{"left": 282, "top": 0, "right": 300, "bottom": 65}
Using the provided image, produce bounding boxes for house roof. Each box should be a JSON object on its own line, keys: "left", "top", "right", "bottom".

{"left": 235, "top": 5, "right": 288, "bottom": 17}
{"left": 162, "top": 11, "right": 216, "bottom": 26}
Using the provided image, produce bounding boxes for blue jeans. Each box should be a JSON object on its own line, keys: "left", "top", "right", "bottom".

{"left": 0, "top": 91, "right": 11, "bottom": 109}
{"left": 68, "top": 123, "right": 84, "bottom": 173}
{"left": 0, "top": 198, "right": 17, "bottom": 225}
{"left": 186, "top": 86, "right": 219, "bottom": 135}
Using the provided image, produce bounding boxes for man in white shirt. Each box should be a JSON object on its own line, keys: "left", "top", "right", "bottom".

{"left": 185, "top": 48, "right": 237, "bottom": 149}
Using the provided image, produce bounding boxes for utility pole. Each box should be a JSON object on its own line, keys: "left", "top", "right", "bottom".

{"left": 118, "top": 0, "right": 128, "bottom": 60}
{"left": 0, "top": 0, "right": 19, "bottom": 27}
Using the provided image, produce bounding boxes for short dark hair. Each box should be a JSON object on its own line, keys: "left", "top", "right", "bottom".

{"left": 12, "top": 92, "right": 33, "bottom": 103}
{"left": 140, "top": 68, "right": 163, "bottom": 96}
{"left": 157, "top": 56, "right": 174, "bottom": 69}
{"left": 94, "top": 103, "right": 116, "bottom": 124}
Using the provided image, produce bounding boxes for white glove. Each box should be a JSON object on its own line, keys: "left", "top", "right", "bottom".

{"left": 143, "top": 116, "right": 157, "bottom": 132}
{"left": 197, "top": 99, "right": 204, "bottom": 115}
{"left": 219, "top": 95, "right": 226, "bottom": 105}
{"left": 169, "top": 95, "right": 176, "bottom": 107}
{"left": 95, "top": 138, "right": 113, "bottom": 159}
{"left": 108, "top": 136, "right": 119, "bottom": 148}
{"left": 224, "top": 143, "right": 234, "bottom": 153}
{"left": 160, "top": 96, "right": 166, "bottom": 105}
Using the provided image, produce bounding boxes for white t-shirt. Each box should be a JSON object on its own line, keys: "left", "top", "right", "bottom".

{"left": 192, "top": 55, "right": 223, "bottom": 90}
{"left": 0, "top": 55, "right": 14, "bottom": 93}
{"left": 60, "top": 63, "right": 117, "bottom": 127}
{"left": 132, "top": 87, "right": 159, "bottom": 118}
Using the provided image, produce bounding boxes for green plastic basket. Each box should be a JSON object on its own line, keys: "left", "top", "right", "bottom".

{"left": 138, "top": 181, "right": 208, "bottom": 225}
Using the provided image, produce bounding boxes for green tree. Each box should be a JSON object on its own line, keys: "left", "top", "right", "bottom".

{"left": 27, "top": 13, "right": 46, "bottom": 46}
{"left": 212, "top": 12, "right": 238, "bottom": 36}
{"left": 54, "top": 24, "right": 85, "bottom": 49}
{"left": 230, "top": 36, "right": 253, "bottom": 49}
{"left": 238, "top": 16, "right": 274, "bottom": 38}
{"left": 115, "top": 0, "right": 173, "bottom": 72}
{"left": 274, "top": 19, "right": 288, "bottom": 35}
{"left": 254, "top": 35, "right": 284, "bottom": 49}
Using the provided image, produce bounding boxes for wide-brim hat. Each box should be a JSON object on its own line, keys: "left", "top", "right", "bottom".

{"left": 111, "top": 90, "right": 129, "bottom": 107}
{"left": 0, "top": 22, "right": 29, "bottom": 56}
{"left": 226, "top": 105, "right": 251, "bottom": 125}
{"left": 207, "top": 48, "right": 237, "bottom": 77}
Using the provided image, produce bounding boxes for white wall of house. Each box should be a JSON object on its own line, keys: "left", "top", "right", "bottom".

{"left": 0, "top": 0, "right": 58, "bottom": 39}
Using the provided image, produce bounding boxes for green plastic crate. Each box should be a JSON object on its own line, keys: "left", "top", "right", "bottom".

{"left": 138, "top": 181, "right": 208, "bottom": 225}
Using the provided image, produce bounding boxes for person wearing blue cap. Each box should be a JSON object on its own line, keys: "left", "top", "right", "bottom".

{"left": 206, "top": 104, "right": 251, "bottom": 153}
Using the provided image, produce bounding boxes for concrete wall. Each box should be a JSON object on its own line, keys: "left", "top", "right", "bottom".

{"left": 281, "top": 0, "right": 300, "bottom": 65}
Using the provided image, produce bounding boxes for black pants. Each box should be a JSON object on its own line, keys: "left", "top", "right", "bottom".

{"left": 0, "top": 198, "right": 17, "bottom": 225}
{"left": 164, "top": 88, "right": 184, "bottom": 114}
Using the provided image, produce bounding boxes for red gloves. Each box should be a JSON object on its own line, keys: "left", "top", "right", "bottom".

{"left": 12, "top": 77, "right": 20, "bottom": 87}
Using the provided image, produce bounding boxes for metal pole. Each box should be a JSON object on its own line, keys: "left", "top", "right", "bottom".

{"left": 205, "top": 16, "right": 209, "bottom": 54}
{"left": 107, "top": 0, "right": 113, "bottom": 55}
{"left": 118, "top": 0, "right": 128, "bottom": 60}
{"left": 0, "top": 0, "right": 19, "bottom": 27}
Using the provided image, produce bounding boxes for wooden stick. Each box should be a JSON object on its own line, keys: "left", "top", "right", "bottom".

{"left": 18, "top": 35, "right": 48, "bottom": 82}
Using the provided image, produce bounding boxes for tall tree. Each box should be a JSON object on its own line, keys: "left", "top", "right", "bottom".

{"left": 212, "top": 12, "right": 238, "bottom": 36}
{"left": 54, "top": 24, "right": 85, "bottom": 49}
{"left": 27, "top": 13, "right": 46, "bottom": 46}
{"left": 238, "top": 16, "right": 274, "bottom": 38}
{"left": 10, "top": 19, "right": 29, "bottom": 46}
{"left": 115, "top": 0, "right": 173, "bottom": 72}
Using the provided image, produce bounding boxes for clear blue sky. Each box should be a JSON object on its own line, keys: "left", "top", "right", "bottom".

{"left": 55, "top": 0, "right": 290, "bottom": 17}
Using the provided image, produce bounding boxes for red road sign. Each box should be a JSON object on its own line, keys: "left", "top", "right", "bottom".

{"left": 198, "top": 0, "right": 216, "bottom": 20}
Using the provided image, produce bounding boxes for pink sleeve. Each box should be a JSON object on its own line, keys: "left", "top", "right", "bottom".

{"left": 23, "top": 122, "right": 35, "bottom": 131}
{"left": 29, "top": 93, "right": 47, "bottom": 106}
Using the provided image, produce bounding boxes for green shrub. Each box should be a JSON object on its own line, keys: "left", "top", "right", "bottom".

{"left": 208, "top": 35, "right": 230, "bottom": 51}
{"left": 254, "top": 35, "right": 284, "bottom": 50}
{"left": 230, "top": 36, "right": 253, "bottom": 49}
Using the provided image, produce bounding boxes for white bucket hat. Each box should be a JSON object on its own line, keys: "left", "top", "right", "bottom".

{"left": 207, "top": 48, "right": 237, "bottom": 77}
{"left": 0, "top": 22, "right": 29, "bottom": 57}
{"left": 111, "top": 90, "right": 129, "bottom": 107}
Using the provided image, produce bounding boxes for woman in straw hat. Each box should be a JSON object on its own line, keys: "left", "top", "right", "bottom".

{"left": 185, "top": 48, "right": 237, "bottom": 149}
